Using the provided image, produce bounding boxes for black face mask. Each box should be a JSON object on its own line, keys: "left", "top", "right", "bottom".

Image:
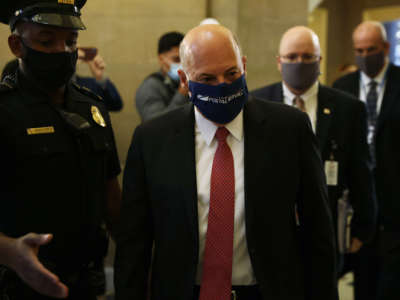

{"left": 21, "top": 39, "right": 78, "bottom": 90}
{"left": 281, "top": 61, "right": 320, "bottom": 91}
{"left": 355, "top": 51, "right": 385, "bottom": 79}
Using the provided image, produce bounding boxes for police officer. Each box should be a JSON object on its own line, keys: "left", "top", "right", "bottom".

{"left": 0, "top": 1, "right": 122, "bottom": 299}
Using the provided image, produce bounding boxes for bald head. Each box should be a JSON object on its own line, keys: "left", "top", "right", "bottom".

{"left": 352, "top": 21, "right": 390, "bottom": 78}
{"left": 179, "top": 24, "right": 244, "bottom": 81}
{"left": 352, "top": 21, "right": 389, "bottom": 57}
{"left": 353, "top": 21, "right": 387, "bottom": 45}
{"left": 279, "top": 26, "right": 321, "bottom": 57}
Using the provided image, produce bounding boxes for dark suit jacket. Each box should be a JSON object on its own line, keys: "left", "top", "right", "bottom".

{"left": 252, "top": 83, "right": 376, "bottom": 243}
{"left": 114, "top": 98, "right": 338, "bottom": 300}
{"left": 333, "top": 64, "right": 400, "bottom": 231}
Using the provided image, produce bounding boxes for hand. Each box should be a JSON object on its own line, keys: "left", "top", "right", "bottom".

{"left": 87, "top": 54, "right": 106, "bottom": 81}
{"left": 9, "top": 233, "right": 69, "bottom": 298}
{"left": 349, "top": 237, "right": 363, "bottom": 253}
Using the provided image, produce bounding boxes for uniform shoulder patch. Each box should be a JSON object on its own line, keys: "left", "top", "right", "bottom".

{"left": 72, "top": 82, "right": 103, "bottom": 102}
{"left": 0, "top": 81, "right": 15, "bottom": 95}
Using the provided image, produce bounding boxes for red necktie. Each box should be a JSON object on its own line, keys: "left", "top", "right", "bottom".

{"left": 199, "top": 127, "right": 235, "bottom": 300}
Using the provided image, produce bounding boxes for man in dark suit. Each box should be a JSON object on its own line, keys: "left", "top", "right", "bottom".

{"left": 252, "top": 26, "right": 376, "bottom": 266}
{"left": 333, "top": 21, "right": 400, "bottom": 300}
{"left": 115, "top": 24, "right": 338, "bottom": 300}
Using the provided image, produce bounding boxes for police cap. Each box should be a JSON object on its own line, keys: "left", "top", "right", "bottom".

{"left": 0, "top": 0, "right": 87, "bottom": 31}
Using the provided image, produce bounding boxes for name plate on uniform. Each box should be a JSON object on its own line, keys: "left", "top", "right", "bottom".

{"left": 58, "top": 0, "right": 75, "bottom": 4}
{"left": 27, "top": 126, "right": 55, "bottom": 135}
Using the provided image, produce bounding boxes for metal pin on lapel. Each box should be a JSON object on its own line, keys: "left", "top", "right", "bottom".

{"left": 324, "top": 108, "right": 331, "bottom": 115}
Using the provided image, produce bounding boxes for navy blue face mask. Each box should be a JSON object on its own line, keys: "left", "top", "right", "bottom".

{"left": 188, "top": 74, "right": 248, "bottom": 124}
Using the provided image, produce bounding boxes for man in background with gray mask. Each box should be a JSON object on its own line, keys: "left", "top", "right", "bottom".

{"left": 333, "top": 21, "right": 400, "bottom": 300}
{"left": 252, "top": 25, "right": 376, "bottom": 276}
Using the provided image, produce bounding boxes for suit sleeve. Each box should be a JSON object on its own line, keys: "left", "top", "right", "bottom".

{"left": 114, "top": 126, "right": 153, "bottom": 300}
{"left": 348, "top": 102, "right": 377, "bottom": 242}
{"left": 296, "top": 112, "right": 339, "bottom": 300}
{"left": 332, "top": 77, "right": 349, "bottom": 91}
{"left": 100, "top": 78, "right": 124, "bottom": 112}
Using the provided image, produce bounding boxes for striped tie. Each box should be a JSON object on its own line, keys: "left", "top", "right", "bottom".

{"left": 293, "top": 96, "right": 306, "bottom": 112}
{"left": 366, "top": 80, "right": 378, "bottom": 166}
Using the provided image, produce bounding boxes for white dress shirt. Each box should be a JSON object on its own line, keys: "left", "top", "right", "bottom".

{"left": 283, "top": 81, "right": 319, "bottom": 133}
{"left": 359, "top": 61, "right": 389, "bottom": 114}
{"left": 194, "top": 108, "right": 256, "bottom": 285}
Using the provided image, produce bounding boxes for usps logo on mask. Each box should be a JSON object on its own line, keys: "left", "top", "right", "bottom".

{"left": 58, "top": 0, "right": 75, "bottom": 4}
{"left": 197, "top": 89, "right": 244, "bottom": 104}
{"left": 197, "top": 95, "right": 210, "bottom": 102}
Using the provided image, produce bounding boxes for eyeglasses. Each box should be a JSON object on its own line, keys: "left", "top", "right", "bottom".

{"left": 279, "top": 53, "right": 320, "bottom": 63}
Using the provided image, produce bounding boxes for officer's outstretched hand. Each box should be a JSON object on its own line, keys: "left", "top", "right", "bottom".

{"left": 10, "top": 233, "right": 69, "bottom": 298}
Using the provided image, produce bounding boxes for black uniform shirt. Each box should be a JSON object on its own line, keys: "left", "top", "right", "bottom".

{"left": 0, "top": 72, "right": 121, "bottom": 264}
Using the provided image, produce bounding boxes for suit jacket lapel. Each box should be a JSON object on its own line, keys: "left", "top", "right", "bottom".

{"left": 348, "top": 71, "right": 361, "bottom": 97}
{"left": 168, "top": 104, "right": 199, "bottom": 246}
{"left": 273, "top": 83, "right": 284, "bottom": 103}
{"left": 243, "top": 98, "right": 271, "bottom": 227}
{"left": 377, "top": 64, "right": 400, "bottom": 136}
{"left": 316, "top": 86, "right": 335, "bottom": 151}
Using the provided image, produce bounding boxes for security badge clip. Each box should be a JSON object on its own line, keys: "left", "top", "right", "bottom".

{"left": 27, "top": 126, "right": 55, "bottom": 135}
{"left": 91, "top": 106, "right": 106, "bottom": 127}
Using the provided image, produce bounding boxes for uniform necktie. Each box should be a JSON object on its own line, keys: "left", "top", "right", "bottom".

{"left": 293, "top": 96, "right": 306, "bottom": 112}
{"left": 199, "top": 127, "right": 235, "bottom": 300}
{"left": 366, "top": 80, "right": 378, "bottom": 166}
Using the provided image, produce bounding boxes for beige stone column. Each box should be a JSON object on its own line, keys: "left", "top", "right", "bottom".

{"left": 77, "top": 0, "right": 207, "bottom": 169}
{"left": 209, "top": 0, "right": 309, "bottom": 90}
{"left": 0, "top": 27, "right": 15, "bottom": 73}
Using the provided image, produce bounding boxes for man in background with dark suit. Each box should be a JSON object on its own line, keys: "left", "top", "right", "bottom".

{"left": 333, "top": 20, "right": 400, "bottom": 300}
{"left": 252, "top": 26, "right": 376, "bottom": 266}
{"left": 115, "top": 24, "right": 338, "bottom": 300}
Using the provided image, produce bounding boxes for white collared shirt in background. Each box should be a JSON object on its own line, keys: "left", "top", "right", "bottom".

{"left": 194, "top": 108, "right": 256, "bottom": 285}
{"left": 282, "top": 81, "right": 319, "bottom": 132}
{"left": 359, "top": 61, "right": 389, "bottom": 114}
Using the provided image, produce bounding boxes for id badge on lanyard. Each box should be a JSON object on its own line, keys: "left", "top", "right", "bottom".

{"left": 325, "top": 140, "right": 338, "bottom": 186}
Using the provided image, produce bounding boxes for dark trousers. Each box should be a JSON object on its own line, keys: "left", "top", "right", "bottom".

{"left": 377, "top": 231, "right": 400, "bottom": 300}
{"left": 193, "top": 285, "right": 263, "bottom": 300}
{"left": 5, "top": 286, "right": 97, "bottom": 300}
{"left": 353, "top": 241, "right": 381, "bottom": 300}
{"left": 1, "top": 266, "right": 97, "bottom": 300}
{"left": 351, "top": 230, "right": 400, "bottom": 300}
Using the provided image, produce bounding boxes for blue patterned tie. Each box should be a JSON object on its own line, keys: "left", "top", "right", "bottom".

{"left": 366, "top": 80, "right": 378, "bottom": 166}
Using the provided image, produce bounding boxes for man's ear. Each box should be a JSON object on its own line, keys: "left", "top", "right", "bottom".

{"left": 158, "top": 53, "right": 169, "bottom": 74}
{"left": 276, "top": 56, "right": 282, "bottom": 73}
{"left": 178, "top": 69, "right": 188, "bottom": 87}
{"left": 241, "top": 56, "right": 247, "bottom": 74}
{"left": 8, "top": 34, "right": 24, "bottom": 58}
{"left": 383, "top": 41, "right": 391, "bottom": 56}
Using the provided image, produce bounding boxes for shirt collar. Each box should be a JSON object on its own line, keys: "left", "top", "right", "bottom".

{"left": 360, "top": 59, "right": 389, "bottom": 86}
{"left": 282, "top": 80, "right": 319, "bottom": 103}
{"left": 195, "top": 107, "right": 244, "bottom": 146}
